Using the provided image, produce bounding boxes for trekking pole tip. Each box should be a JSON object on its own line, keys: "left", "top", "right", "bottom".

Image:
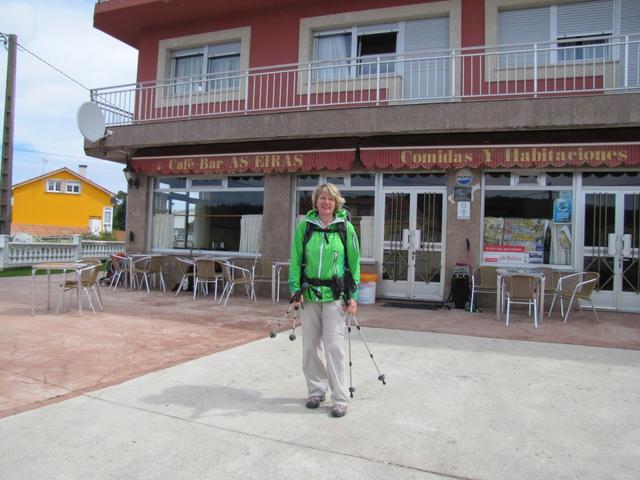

{"left": 378, "top": 374, "right": 386, "bottom": 385}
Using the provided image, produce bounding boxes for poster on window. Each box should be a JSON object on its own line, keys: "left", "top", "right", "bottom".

{"left": 553, "top": 191, "right": 572, "bottom": 224}
{"left": 483, "top": 217, "right": 547, "bottom": 264}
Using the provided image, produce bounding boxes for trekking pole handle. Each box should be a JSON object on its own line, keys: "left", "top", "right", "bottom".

{"left": 290, "top": 290, "right": 303, "bottom": 309}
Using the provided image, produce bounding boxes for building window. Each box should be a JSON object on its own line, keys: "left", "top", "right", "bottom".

{"left": 482, "top": 171, "right": 574, "bottom": 266}
{"left": 497, "top": 0, "right": 615, "bottom": 66}
{"left": 65, "top": 181, "right": 81, "bottom": 194}
{"left": 103, "top": 207, "right": 113, "bottom": 233}
{"left": 357, "top": 31, "right": 397, "bottom": 76}
{"left": 170, "top": 42, "right": 241, "bottom": 95}
{"left": 151, "top": 175, "right": 264, "bottom": 253}
{"left": 46, "top": 180, "right": 62, "bottom": 192}
{"left": 312, "top": 24, "right": 398, "bottom": 80}
{"left": 295, "top": 174, "right": 376, "bottom": 258}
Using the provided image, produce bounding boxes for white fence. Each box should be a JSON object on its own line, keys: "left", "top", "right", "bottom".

{"left": 0, "top": 235, "right": 126, "bottom": 269}
{"left": 91, "top": 34, "right": 640, "bottom": 126}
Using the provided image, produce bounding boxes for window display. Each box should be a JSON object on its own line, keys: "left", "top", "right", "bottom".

{"left": 482, "top": 175, "right": 573, "bottom": 266}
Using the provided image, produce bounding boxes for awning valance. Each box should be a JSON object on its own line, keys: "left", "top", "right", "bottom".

{"left": 131, "top": 150, "right": 354, "bottom": 175}
{"left": 361, "top": 144, "right": 640, "bottom": 170}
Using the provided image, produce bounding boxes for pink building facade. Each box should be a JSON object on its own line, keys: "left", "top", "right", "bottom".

{"left": 87, "top": 0, "right": 640, "bottom": 310}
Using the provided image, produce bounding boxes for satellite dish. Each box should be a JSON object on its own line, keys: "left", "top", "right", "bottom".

{"left": 77, "top": 102, "right": 107, "bottom": 142}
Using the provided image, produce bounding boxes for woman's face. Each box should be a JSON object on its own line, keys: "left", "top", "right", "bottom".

{"left": 316, "top": 192, "right": 336, "bottom": 217}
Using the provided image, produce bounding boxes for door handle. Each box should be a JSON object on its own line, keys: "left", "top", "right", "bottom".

{"left": 622, "top": 234, "right": 632, "bottom": 257}
{"left": 402, "top": 229, "right": 410, "bottom": 250}
{"left": 607, "top": 233, "right": 617, "bottom": 256}
{"left": 413, "top": 230, "right": 422, "bottom": 250}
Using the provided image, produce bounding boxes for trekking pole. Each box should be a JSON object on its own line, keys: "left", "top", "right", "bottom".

{"left": 269, "top": 291, "right": 302, "bottom": 341}
{"left": 346, "top": 312, "right": 355, "bottom": 398}
{"left": 289, "top": 303, "right": 299, "bottom": 341}
{"left": 348, "top": 312, "right": 386, "bottom": 386}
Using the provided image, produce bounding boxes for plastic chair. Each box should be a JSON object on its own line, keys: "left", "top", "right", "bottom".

{"left": 175, "top": 257, "right": 195, "bottom": 296}
{"left": 470, "top": 266, "right": 497, "bottom": 312}
{"left": 218, "top": 261, "right": 256, "bottom": 307}
{"left": 133, "top": 256, "right": 167, "bottom": 293}
{"left": 548, "top": 272, "right": 600, "bottom": 324}
{"left": 503, "top": 274, "right": 538, "bottom": 328}
{"left": 194, "top": 258, "right": 224, "bottom": 301}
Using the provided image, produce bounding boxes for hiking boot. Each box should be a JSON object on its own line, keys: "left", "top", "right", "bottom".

{"left": 331, "top": 405, "right": 348, "bottom": 418}
{"left": 305, "top": 395, "right": 326, "bottom": 409}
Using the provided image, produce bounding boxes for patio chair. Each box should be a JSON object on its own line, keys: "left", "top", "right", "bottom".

{"left": 218, "top": 261, "right": 256, "bottom": 307}
{"left": 109, "top": 254, "right": 130, "bottom": 290}
{"left": 250, "top": 255, "right": 274, "bottom": 286}
{"left": 133, "top": 255, "right": 167, "bottom": 293}
{"left": 548, "top": 271, "right": 600, "bottom": 324}
{"left": 470, "top": 266, "right": 497, "bottom": 312}
{"left": 194, "top": 258, "right": 224, "bottom": 301}
{"left": 57, "top": 263, "right": 104, "bottom": 314}
{"left": 175, "top": 257, "right": 195, "bottom": 296}
{"left": 539, "top": 267, "right": 557, "bottom": 304}
{"left": 503, "top": 274, "right": 539, "bottom": 328}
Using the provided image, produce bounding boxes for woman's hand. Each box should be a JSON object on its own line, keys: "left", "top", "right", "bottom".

{"left": 345, "top": 299, "right": 357, "bottom": 315}
{"left": 292, "top": 293, "right": 303, "bottom": 310}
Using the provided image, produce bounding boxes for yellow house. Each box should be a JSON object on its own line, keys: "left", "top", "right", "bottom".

{"left": 11, "top": 166, "right": 115, "bottom": 237}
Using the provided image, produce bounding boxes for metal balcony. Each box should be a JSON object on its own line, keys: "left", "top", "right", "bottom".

{"left": 91, "top": 34, "right": 640, "bottom": 127}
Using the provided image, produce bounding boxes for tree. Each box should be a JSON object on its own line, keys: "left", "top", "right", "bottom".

{"left": 112, "top": 190, "right": 127, "bottom": 231}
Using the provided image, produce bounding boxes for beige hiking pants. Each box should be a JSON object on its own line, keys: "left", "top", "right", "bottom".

{"left": 301, "top": 300, "right": 349, "bottom": 407}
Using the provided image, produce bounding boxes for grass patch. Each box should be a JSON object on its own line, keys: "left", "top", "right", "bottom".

{"left": 0, "top": 262, "right": 106, "bottom": 278}
{"left": 0, "top": 267, "right": 62, "bottom": 277}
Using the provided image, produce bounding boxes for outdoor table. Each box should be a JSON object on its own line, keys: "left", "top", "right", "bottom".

{"left": 31, "top": 262, "right": 89, "bottom": 316}
{"left": 496, "top": 267, "right": 546, "bottom": 323}
{"left": 271, "top": 261, "right": 290, "bottom": 303}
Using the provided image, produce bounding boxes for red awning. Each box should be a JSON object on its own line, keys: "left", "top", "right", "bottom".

{"left": 361, "top": 144, "right": 640, "bottom": 170}
{"left": 131, "top": 150, "right": 355, "bottom": 175}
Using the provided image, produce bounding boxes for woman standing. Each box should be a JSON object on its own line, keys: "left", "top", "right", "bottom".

{"left": 289, "top": 183, "right": 360, "bottom": 418}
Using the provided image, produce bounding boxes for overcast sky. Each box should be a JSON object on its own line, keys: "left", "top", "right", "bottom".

{"left": 0, "top": 0, "right": 138, "bottom": 193}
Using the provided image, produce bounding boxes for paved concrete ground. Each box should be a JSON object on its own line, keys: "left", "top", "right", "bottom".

{"left": 0, "top": 274, "right": 639, "bottom": 479}
{"left": 1, "top": 329, "right": 639, "bottom": 480}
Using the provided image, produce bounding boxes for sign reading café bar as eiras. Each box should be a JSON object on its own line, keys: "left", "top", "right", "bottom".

{"left": 132, "top": 150, "right": 354, "bottom": 174}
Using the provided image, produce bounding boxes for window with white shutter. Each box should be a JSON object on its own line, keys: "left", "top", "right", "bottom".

{"left": 497, "top": 0, "right": 616, "bottom": 64}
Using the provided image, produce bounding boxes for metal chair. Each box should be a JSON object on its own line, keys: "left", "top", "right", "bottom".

{"left": 109, "top": 254, "right": 130, "bottom": 290}
{"left": 503, "top": 274, "right": 539, "bottom": 328}
{"left": 470, "top": 266, "right": 497, "bottom": 312}
{"left": 193, "top": 258, "right": 224, "bottom": 301}
{"left": 57, "top": 263, "right": 104, "bottom": 314}
{"left": 218, "top": 261, "right": 256, "bottom": 307}
{"left": 133, "top": 256, "right": 167, "bottom": 293}
{"left": 539, "top": 266, "right": 557, "bottom": 305}
{"left": 175, "top": 257, "right": 195, "bottom": 296}
{"left": 548, "top": 271, "right": 600, "bottom": 324}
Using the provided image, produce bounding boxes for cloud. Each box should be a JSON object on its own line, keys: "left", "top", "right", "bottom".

{"left": 0, "top": 0, "right": 138, "bottom": 193}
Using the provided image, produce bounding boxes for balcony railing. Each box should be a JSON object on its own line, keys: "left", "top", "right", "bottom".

{"left": 91, "top": 34, "right": 640, "bottom": 127}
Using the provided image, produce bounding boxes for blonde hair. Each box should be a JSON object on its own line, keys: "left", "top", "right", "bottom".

{"left": 312, "top": 183, "right": 345, "bottom": 212}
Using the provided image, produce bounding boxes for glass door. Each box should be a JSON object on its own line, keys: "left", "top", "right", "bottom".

{"left": 380, "top": 189, "right": 444, "bottom": 299}
{"left": 583, "top": 191, "right": 640, "bottom": 311}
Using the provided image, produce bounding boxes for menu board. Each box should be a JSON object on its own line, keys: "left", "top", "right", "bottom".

{"left": 483, "top": 217, "right": 547, "bottom": 264}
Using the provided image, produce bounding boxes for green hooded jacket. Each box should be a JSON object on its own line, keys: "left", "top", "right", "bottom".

{"left": 289, "top": 209, "right": 361, "bottom": 303}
